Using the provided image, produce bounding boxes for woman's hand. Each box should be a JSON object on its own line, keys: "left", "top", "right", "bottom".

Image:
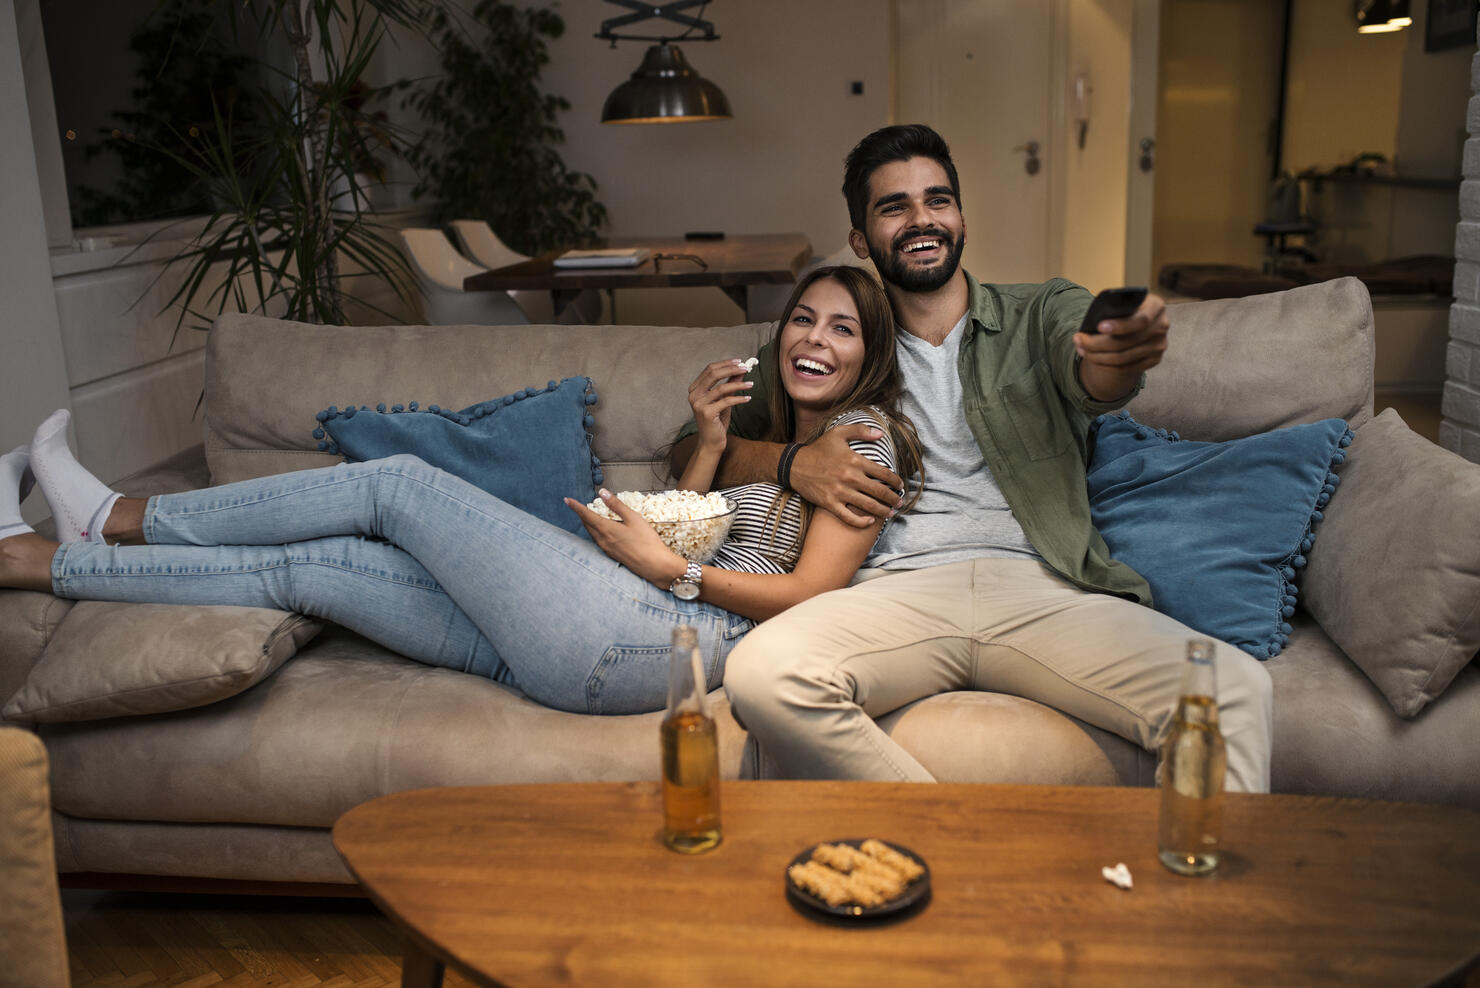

{"left": 687, "top": 359, "right": 754, "bottom": 453}
{"left": 564, "top": 490, "right": 688, "bottom": 590}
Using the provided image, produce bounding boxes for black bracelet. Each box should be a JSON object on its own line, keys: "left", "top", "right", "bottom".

{"left": 777, "top": 442, "right": 803, "bottom": 490}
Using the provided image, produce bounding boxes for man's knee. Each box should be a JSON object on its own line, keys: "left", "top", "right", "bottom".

{"left": 1216, "top": 644, "right": 1273, "bottom": 718}
{"left": 723, "top": 613, "right": 842, "bottom": 722}
{"left": 722, "top": 621, "right": 788, "bottom": 709}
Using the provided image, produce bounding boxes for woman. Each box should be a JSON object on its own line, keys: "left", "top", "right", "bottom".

{"left": 0, "top": 267, "right": 922, "bottom": 715}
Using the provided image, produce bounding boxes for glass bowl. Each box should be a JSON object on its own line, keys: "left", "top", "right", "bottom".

{"left": 589, "top": 490, "right": 738, "bottom": 563}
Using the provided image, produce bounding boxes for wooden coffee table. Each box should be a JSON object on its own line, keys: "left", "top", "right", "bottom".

{"left": 332, "top": 782, "right": 1480, "bottom": 986}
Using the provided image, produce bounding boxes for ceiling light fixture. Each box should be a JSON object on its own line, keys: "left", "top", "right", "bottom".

{"left": 1355, "top": 0, "right": 1411, "bottom": 33}
{"left": 597, "top": 0, "right": 732, "bottom": 125}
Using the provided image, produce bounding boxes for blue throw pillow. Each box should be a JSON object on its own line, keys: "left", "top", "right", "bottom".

{"left": 1087, "top": 410, "right": 1353, "bottom": 659}
{"left": 312, "top": 377, "right": 602, "bottom": 536}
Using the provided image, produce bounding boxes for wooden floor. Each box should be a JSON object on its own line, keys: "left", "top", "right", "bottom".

{"left": 61, "top": 889, "right": 478, "bottom": 988}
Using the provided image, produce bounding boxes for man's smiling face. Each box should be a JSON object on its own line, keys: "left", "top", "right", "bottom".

{"left": 851, "top": 156, "right": 966, "bottom": 293}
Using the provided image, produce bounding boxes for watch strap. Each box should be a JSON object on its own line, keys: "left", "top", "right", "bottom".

{"left": 670, "top": 560, "right": 703, "bottom": 597}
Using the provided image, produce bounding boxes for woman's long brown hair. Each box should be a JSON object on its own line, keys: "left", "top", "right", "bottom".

{"left": 760, "top": 265, "right": 924, "bottom": 564}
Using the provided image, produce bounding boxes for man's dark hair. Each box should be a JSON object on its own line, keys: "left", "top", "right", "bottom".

{"left": 842, "top": 124, "right": 961, "bottom": 231}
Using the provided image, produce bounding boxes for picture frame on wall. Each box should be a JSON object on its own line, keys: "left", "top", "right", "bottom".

{"left": 1425, "top": 0, "right": 1479, "bottom": 52}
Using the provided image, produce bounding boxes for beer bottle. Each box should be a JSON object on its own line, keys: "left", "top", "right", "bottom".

{"left": 660, "top": 626, "right": 722, "bottom": 853}
{"left": 1157, "top": 639, "right": 1227, "bottom": 875}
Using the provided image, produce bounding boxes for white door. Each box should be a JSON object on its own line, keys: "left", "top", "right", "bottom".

{"left": 893, "top": 0, "right": 1057, "bottom": 284}
{"left": 1123, "top": 0, "right": 1161, "bottom": 286}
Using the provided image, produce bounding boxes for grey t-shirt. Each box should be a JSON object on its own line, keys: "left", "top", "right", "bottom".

{"left": 868, "top": 313, "right": 1041, "bottom": 571}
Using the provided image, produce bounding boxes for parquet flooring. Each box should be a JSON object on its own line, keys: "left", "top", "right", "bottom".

{"left": 61, "top": 890, "right": 478, "bottom": 987}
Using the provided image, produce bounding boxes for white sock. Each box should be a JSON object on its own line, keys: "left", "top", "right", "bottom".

{"left": 0, "top": 445, "right": 35, "bottom": 539}
{"left": 30, "top": 409, "right": 120, "bottom": 543}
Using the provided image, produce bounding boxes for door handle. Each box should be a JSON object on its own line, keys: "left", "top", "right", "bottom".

{"left": 1013, "top": 141, "right": 1042, "bottom": 176}
{"left": 1138, "top": 137, "right": 1155, "bottom": 174}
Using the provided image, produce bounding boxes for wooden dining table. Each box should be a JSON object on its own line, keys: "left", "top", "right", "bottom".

{"left": 462, "top": 233, "right": 812, "bottom": 320}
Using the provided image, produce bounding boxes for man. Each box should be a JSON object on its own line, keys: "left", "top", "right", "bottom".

{"left": 670, "top": 124, "right": 1272, "bottom": 792}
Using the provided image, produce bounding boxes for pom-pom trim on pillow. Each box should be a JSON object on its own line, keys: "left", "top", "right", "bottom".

{"left": 1088, "top": 410, "right": 1353, "bottom": 659}
{"left": 311, "top": 379, "right": 603, "bottom": 482}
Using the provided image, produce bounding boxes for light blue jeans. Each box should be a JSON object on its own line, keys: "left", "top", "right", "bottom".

{"left": 50, "top": 455, "right": 751, "bottom": 714}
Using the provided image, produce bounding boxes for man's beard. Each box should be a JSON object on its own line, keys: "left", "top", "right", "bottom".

{"left": 868, "top": 227, "right": 965, "bottom": 292}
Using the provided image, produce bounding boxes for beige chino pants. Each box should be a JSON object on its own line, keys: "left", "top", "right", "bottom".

{"left": 723, "top": 559, "right": 1273, "bottom": 793}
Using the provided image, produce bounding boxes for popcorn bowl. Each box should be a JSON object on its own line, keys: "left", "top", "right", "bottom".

{"left": 588, "top": 490, "right": 738, "bottom": 563}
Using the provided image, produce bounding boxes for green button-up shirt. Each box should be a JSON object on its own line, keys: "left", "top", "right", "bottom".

{"left": 680, "top": 271, "right": 1152, "bottom": 604}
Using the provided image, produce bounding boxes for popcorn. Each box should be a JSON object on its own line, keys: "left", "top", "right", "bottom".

{"left": 1101, "top": 862, "right": 1133, "bottom": 890}
{"left": 587, "top": 490, "right": 737, "bottom": 562}
{"left": 739, "top": 356, "right": 759, "bottom": 372}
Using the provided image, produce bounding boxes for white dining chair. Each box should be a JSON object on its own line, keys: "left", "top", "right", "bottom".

{"left": 397, "top": 228, "right": 530, "bottom": 326}
{"left": 449, "top": 219, "right": 603, "bottom": 324}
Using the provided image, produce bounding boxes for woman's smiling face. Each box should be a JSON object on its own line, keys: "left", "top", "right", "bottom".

{"left": 777, "top": 276, "right": 866, "bottom": 420}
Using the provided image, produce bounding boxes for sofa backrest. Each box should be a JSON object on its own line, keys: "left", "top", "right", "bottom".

{"left": 1133, "top": 276, "right": 1375, "bottom": 440}
{"left": 204, "top": 276, "right": 1375, "bottom": 487}
{"left": 204, "top": 318, "right": 773, "bottom": 490}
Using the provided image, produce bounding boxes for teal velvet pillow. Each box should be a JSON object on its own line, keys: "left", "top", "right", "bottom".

{"left": 313, "top": 377, "right": 602, "bottom": 535}
{"left": 1087, "top": 411, "right": 1353, "bottom": 659}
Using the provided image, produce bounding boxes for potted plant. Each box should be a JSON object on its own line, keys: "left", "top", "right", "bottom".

{"left": 106, "top": 0, "right": 437, "bottom": 332}
{"left": 404, "top": 0, "right": 607, "bottom": 255}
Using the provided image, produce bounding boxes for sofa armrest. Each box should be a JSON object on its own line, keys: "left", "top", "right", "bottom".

{"left": 0, "top": 726, "right": 69, "bottom": 987}
{"left": 113, "top": 443, "right": 210, "bottom": 498}
{"left": 0, "top": 592, "right": 76, "bottom": 718}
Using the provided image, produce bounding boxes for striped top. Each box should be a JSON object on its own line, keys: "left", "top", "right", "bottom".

{"left": 708, "top": 407, "right": 898, "bottom": 575}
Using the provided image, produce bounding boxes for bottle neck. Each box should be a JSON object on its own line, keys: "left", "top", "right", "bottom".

{"left": 666, "top": 627, "right": 707, "bottom": 717}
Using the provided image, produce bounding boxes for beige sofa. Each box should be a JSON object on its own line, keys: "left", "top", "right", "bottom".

{"left": 2, "top": 276, "right": 1478, "bottom": 887}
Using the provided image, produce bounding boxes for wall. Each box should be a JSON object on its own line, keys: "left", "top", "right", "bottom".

{"left": 2, "top": 0, "right": 73, "bottom": 525}
{"left": 379, "top": 0, "right": 892, "bottom": 328}
{"left": 1391, "top": 2, "right": 1473, "bottom": 257}
{"left": 1059, "top": 0, "right": 1133, "bottom": 292}
{"left": 1442, "top": 46, "right": 1480, "bottom": 461}
{"left": 1282, "top": 1, "right": 1405, "bottom": 170}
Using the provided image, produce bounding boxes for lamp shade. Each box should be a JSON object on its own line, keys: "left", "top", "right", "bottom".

{"left": 1355, "top": 0, "right": 1409, "bottom": 32}
{"left": 601, "top": 43, "right": 732, "bottom": 124}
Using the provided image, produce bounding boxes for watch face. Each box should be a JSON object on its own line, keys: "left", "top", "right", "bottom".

{"left": 673, "top": 580, "right": 701, "bottom": 601}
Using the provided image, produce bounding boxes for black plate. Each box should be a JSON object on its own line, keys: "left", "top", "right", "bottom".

{"left": 784, "top": 838, "right": 931, "bottom": 920}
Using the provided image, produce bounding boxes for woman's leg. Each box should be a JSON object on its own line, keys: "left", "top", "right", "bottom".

{"left": 50, "top": 534, "right": 508, "bottom": 681}
{"left": 24, "top": 450, "right": 742, "bottom": 713}
{"left": 144, "top": 454, "right": 745, "bottom": 714}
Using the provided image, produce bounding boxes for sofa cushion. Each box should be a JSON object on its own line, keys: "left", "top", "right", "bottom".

{"left": 1301, "top": 409, "right": 1480, "bottom": 717}
{"left": 1269, "top": 616, "right": 1480, "bottom": 807}
{"left": 315, "top": 377, "right": 600, "bottom": 535}
{"left": 2, "top": 602, "right": 321, "bottom": 723}
{"left": 39, "top": 629, "right": 747, "bottom": 827}
{"left": 1129, "top": 277, "right": 1375, "bottom": 440}
{"left": 1087, "top": 411, "right": 1352, "bottom": 658}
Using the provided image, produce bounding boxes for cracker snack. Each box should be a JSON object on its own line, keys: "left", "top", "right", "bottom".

{"left": 788, "top": 838, "right": 924, "bottom": 909}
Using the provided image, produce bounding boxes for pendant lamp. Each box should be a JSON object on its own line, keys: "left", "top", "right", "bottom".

{"left": 1355, "top": 0, "right": 1411, "bottom": 33}
{"left": 597, "top": 1, "right": 732, "bottom": 125}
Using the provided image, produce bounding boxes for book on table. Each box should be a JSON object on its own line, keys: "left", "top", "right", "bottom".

{"left": 553, "top": 248, "right": 652, "bottom": 269}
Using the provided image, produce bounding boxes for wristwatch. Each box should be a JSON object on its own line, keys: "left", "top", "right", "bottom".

{"left": 669, "top": 561, "right": 703, "bottom": 601}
